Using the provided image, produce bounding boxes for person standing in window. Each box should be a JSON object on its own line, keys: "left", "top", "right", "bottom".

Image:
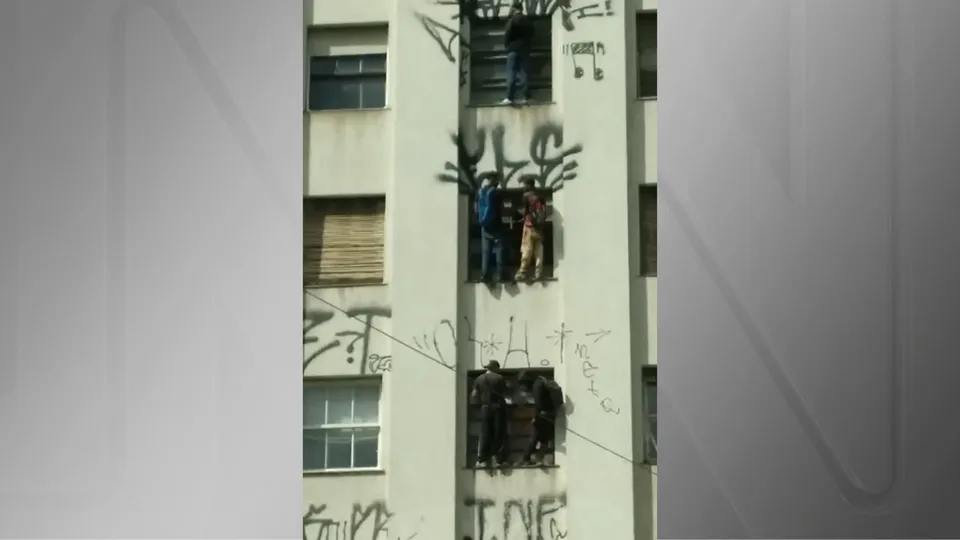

{"left": 518, "top": 371, "right": 564, "bottom": 465}
{"left": 471, "top": 360, "right": 510, "bottom": 467}
{"left": 514, "top": 178, "right": 547, "bottom": 281}
{"left": 501, "top": 1, "right": 534, "bottom": 105}
{"left": 475, "top": 177, "right": 504, "bottom": 284}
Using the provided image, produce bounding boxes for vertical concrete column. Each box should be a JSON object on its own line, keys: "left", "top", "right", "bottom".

{"left": 556, "top": 8, "right": 638, "bottom": 539}
{"left": 385, "top": 0, "right": 463, "bottom": 538}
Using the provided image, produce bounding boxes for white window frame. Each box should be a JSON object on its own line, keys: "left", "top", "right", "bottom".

{"left": 303, "top": 378, "right": 383, "bottom": 473}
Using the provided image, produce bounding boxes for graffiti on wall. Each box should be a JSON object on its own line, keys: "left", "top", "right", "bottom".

{"left": 562, "top": 41, "right": 605, "bottom": 80}
{"left": 462, "top": 493, "right": 567, "bottom": 540}
{"left": 412, "top": 316, "right": 610, "bottom": 370}
{"left": 436, "top": 124, "right": 582, "bottom": 194}
{"left": 436, "top": 0, "right": 613, "bottom": 28}
{"left": 415, "top": 13, "right": 470, "bottom": 87}
{"left": 303, "top": 306, "right": 392, "bottom": 375}
{"left": 573, "top": 330, "right": 620, "bottom": 414}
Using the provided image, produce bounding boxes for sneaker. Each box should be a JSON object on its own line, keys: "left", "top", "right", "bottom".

{"left": 500, "top": 98, "right": 512, "bottom": 105}
{"left": 475, "top": 459, "right": 489, "bottom": 468}
{"left": 516, "top": 98, "right": 529, "bottom": 106}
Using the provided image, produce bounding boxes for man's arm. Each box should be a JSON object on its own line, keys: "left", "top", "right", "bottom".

{"left": 471, "top": 376, "right": 481, "bottom": 404}
{"left": 531, "top": 378, "right": 546, "bottom": 416}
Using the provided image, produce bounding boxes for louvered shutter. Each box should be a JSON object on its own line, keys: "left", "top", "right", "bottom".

{"left": 639, "top": 186, "right": 657, "bottom": 276}
{"left": 304, "top": 197, "right": 385, "bottom": 286}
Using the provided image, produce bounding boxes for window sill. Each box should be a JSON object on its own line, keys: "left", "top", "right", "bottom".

{"left": 466, "top": 101, "right": 557, "bottom": 109}
{"left": 465, "top": 276, "right": 558, "bottom": 285}
{"left": 305, "top": 281, "right": 386, "bottom": 290}
{"left": 304, "top": 467, "right": 385, "bottom": 477}
{"left": 465, "top": 463, "right": 559, "bottom": 471}
{"left": 635, "top": 96, "right": 658, "bottom": 102}
{"left": 304, "top": 107, "right": 391, "bottom": 114}
{"left": 636, "top": 274, "right": 657, "bottom": 279}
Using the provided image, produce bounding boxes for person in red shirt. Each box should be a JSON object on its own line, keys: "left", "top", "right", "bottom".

{"left": 515, "top": 178, "right": 547, "bottom": 280}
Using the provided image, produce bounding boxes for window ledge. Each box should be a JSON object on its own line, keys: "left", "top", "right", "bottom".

{"left": 635, "top": 96, "right": 658, "bottom": 102}
{"left": 465, "top": 464, "right": 559, "bottom": 471}
{"left": 304, "top": 467, "right": 385, "bottom": 477}
{"left": 465, "top": 277, "right": 558, "bottom": 285}
{"left": 304, "top": 107, "right": 391, "bottom": 114}
{"left": 466, "top": 101, "right": 556, "bottom": 110}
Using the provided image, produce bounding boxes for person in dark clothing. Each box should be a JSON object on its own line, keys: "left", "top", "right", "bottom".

{"left": 518, "top": 371, "right": 562, "bottom": 464}
{"left": 501, "top": 1, "right": 535, "bottom": 105}
{"left": 475, "top": 177, "right": 505, "bottom": 283}
{"left": 471, "top": 360, "right": 510, "bottom": 467}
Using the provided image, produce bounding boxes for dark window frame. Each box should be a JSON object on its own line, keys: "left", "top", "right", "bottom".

{"left": 642, "top": 366, "right": 657, "bottom": 465}
{"left": 468, "top": 16, "right": 554, "bottom": 105}
{"left": 465, "top": 367, "right": 557, "bottom": 467}
{"left": 639, "top": 184, "right": 657, "bottom": 277}
{"left": 636, "top": 11, "right": 657, "bottom": 99}
{"left": 466, "top": 188, "right": 556, "bottom": 281}
{"left": 308, "top": 53, "right": 387, "bottom": 111}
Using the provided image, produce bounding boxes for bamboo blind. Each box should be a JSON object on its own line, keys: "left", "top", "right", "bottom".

{"left": 639, "top": 185, "right": 657, "bottom": 276}
{"left": 304, "top": 197, "right": 385, "bottom": 286}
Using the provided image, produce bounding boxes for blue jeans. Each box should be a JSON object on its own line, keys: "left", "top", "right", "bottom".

{"left": 506, "top": 48, "right": 530, "bottom": 101}
{"left": 480, "top": 230, "right": 504, "bottom": 280}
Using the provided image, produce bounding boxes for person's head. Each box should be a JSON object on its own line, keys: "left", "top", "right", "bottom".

{"left": 510, "top": 1, "right": 523, "bottom": 15}
{"left": 482, "top": 176, "right": 500, "bottom": 189}
{"left": 517, "top": 370, "right": 535, "bottom": 388}
{"left": 485, "top": 360, "right": 501, "bottom": 373}
{"left": 522, "top": 178, "right": 536, "bottom": 191}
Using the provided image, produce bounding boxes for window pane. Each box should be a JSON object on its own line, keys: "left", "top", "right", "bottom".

{"left": 310, "top": 79, "right": 362, "bottom": 110}
{"left": 326, "top": 387, "right": 353, "bottom": 424}
{"left": 326, "top": 428, "right": 353, "bottom": 468}
{"left": 361, "top": 78, "right": 386, "bottom": 109}
{"left": 647, "top": 416, "right": 658, "bottom": 460}
{"left": 303, "top": 388, "right": 326, "bottom": 427}
{"left": 334, "top": 56, "right": 362, "bottom": 74}
{"left": 353, "top": 385, "right": 380, "bottom": 423}
{"left": 353, "top": 427, "right": 379, "bottom": 468}
{"left": 361, "top": 54, "right": 387, "bottom": 73}
{"left": 304, "top": 429, "right": 326, "bottom": 470}
{"left": 310, "top": 57, "right": 336, "bottom": 75}
{"left": 637, "top": 14, "right": 657, "bottom": 97}
{"left": 645, "top": 383, "right": 657, "bottom": 415}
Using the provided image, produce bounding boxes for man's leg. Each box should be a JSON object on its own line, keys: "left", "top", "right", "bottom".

{"left": 492, "top": 404, "right": 510, "bottom": 464}
{"left": 491, "top": 233, "right": 504, "bottom": 281}
{"left": 521, "top": 416, "right": 545, "bottom": 463}
{"left": 515, "top": 226, "right": 532, "bottom": 279}
{"left": 532, "top": 229, "right": 544, "bottom": 279}
{"left": 516, "top": 48, "right": 530, "bottom": 102}
{"left": 477, "top": 405, "right": 492, "bottom": 466}
{"left": 504, "top": 51, "right": 518, "bottom": 103}
{"left": 480, "top": 232, "right": 492, "bottom": 281}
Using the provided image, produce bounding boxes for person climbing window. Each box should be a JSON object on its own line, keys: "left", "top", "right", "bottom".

{"left": 517, "top": 370, "right": 563, "bottom": 465}
{"left": 475, "top": 177, "right": 505, "bottom": 284}
{"left": 471, "top": 360, "right": 510, "bottom": 468}
{"left": 514, "top": 178, "right": 548, "bottom": 281}
{"left": 501, "top": 1, "right": 534, "bottom": 105}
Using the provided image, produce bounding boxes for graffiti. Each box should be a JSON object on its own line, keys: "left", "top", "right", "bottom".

{"left": 437, "top": 124, "right": 582, "bottom": 194}
{"left": 367, "top": 353, "right": 392, "bottom": 373}
{"left": 438, "top": 0, "right": 566, "bottom": 20}
{"left": 462, "top": 494, "right": 567, "bottom": 540}
{"left": 415, "top": 13, "right": 470, "bottom": 86}
{"left": 546, "top": 323, "right": 572, "bottom": 364}
{"left": 574, "top": 336, "right": 620, "bottom": 414}
{"left": 303, "top": 306, "right": 392, "bottom": 374}
{"left": 303, "top": 502, "right": 394, "bottom": 540}
{"left": 412, "top": 318, "right": 459, "bottom": 370}
{"left": 563, "top": 40, "right": 605, "bottom": 80}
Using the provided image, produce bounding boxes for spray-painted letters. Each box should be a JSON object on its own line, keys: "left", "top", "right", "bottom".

{"left": 437, "top": 124, "right": 582, "bottom": 194}
{"left": 304, "top": 306, "right": 392, "bottom": 375}
{"left": 303, "top": 502, "right": 395, "bottom": 540}
{"left": 462, "top": 494, "right": 567, "bottom": 540}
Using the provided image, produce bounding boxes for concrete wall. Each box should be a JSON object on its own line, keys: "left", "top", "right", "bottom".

{"left": 303, "top": 0, "right": 657, "bottom": 538}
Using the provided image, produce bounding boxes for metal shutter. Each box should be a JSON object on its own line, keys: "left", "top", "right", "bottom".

{"left": 304, "top": 197, "right": 385, "bottom": 286}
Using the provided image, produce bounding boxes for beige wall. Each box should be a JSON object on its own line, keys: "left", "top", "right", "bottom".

{"left": 303, "top": 0, "right": 657, "bottom": 538}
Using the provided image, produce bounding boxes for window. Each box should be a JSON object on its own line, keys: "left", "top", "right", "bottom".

{"left": 467, "top": 189, "right": 555, "bottom": 281}
{"left": 639, "top": 185, "right": 657, "bottom": 276}
{"left": 469, "top": 17, "right": 553, "bottom": 105}
{"left": 642, "top": 366, "right": 657, "bottom": 464}
{"left": 304, "top": 197, "right": 385, "bottom": 287}
{"left": 465, "top": 368, "right": 557, "bottom": 466}
{"left": 303, "top": 379, "right": 382, "bottom": 471}
{"left": 636, "top": 12, "right": 657, "bottom": 98}
{"left": 308, "top": 54, "right": 387, "bottom": 110}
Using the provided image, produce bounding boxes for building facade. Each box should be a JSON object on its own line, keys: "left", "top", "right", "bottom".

{"left": 302, "top": 0, "right": 658, "bottom": 539}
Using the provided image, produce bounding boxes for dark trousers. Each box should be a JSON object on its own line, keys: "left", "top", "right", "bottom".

{"left": 480, "top": 230, "right": 504, "bottom": 280}
{"left": 506, "top": 47, "right": 530, "bottom": 101}
{"left": 477, "top": 404, "right": 509, "bottom": 463}
{"left": 523, "top": 414, "right": 555, "bottom": 459}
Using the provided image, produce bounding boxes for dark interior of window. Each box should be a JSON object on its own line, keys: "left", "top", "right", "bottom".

{"left": 467, "top": 188, "right": 555, "bottom": 281}
{"left": 466, "top": 368, "right": 556, "bottom": 467}
{"left": 309, "top": 54, "right": 387, "bottom": 110}
{"left": 642, "top": 365, "right": 657, "bottom": 464}
{"left": 468, "top": 16, "right": 553, "bottom": 105}
{"left": 638, "top": 184, "right": 657, "bottom": 276}
{"left": 636, "top": 12, "right": 657, "bottom": 98}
